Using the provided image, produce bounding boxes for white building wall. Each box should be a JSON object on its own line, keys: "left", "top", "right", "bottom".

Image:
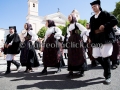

{"left": 0, "top": 29, "right": 9, "bottom": 41}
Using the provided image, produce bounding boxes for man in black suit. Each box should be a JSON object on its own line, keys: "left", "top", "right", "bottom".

{"left": 89, "top": 0, "right": 118, "bottom": 84}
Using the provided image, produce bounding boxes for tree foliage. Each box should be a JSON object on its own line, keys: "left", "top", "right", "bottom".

{"left": 78, "top": 19, "right": 87, "bottom": 27}
{"left": 112, "top": 1, "right": 120, "bottom": 27}
{"left": 37, "top": 26, "right": 47, "bottom": 38}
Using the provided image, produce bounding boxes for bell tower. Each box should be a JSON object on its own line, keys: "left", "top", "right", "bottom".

{"left": 28, "top": 0, "right": 39, "bottom": 16}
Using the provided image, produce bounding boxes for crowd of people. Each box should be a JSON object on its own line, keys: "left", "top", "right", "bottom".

{"left": 1, "top": 0, "right": 120, "bottom": 85}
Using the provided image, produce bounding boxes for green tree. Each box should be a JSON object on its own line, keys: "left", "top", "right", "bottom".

{"left": 37, "top": 26, "right": 47, "bottom": 38}
{"left": 78, "top": 19, "right": 87, "bottom": 27}
{"left": 112, "top": 1, "right": 120, "bottom": 27}
{"left": 58, "top": 20, "right": 87, "bottom": 36}
{"left": 57, "top": 25, "right": 65, "bottom": 35}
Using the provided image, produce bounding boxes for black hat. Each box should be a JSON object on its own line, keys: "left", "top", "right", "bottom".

{"left": 90, "top": 0, "right": 101, "bottom": 6}
{"left": 9, "top": 26, "right": 17, "bottom": 32}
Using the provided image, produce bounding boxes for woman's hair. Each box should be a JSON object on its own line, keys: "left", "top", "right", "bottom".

{"left": 47, "top": 20, "right": 56, "bottom": 27}
{"left": 69, "top": 14, "right": 77, "bottom": 24}
{"left": 25, "top": 23, "right": 33, "bottom": 30}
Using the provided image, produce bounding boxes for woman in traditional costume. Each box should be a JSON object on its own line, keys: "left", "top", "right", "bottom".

{"left": 67, "top": 14, "right": 88, "bottom": 77}
{"left": 110, "top": 26, "right": 120, "bottom": 69}
{"left": 20, "top": 23, "right": 40, "bottom": 73}
{"left": 41, "top": 20, "right": 64, "bottom": 74}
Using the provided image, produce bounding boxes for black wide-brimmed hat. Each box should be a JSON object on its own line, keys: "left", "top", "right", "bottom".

{"left": 90, "top": 0, "right": 101, "bottom": 6}
{"left": 9, "top": 26, "right": 17, "bottom": 32}
{"left": 90, "top": 0, "right": 102, "bottom": 11}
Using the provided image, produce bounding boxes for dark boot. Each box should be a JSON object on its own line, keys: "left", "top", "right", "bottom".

{"left": 103, "top": 57, "right": 111, "bottom": 85}
{"left": 11, "top": 60, "right": 20, "bottom": 70}
{"left": 117, "top": 59, "right": 120, "bottom": 65}
{"left": 66, "top": 71, "right": 73, "bottom": 78}
{"left": 97, "top": 57, "right": 104, "bottom": 68}
{"left": 112, "top": 60, "right": 118, "bottom": 69}
{"left": 79, "top": 70, "right": 85, "bottom": 77}
{"left": 55, "top": 62, "right": 61, "bottom": 73}
{"left": 5, "top": 61, "right": 11, "bottom": 75}
{"left": 91, "top": 60, "right": 98, "bottom": 67}
{"left": 24, "top": 66, "right": 29, "bottom": 72}
{"left": 38, "top": 53, "right": 42, "bottom": 58}
{"left": 41, "top": 67, "right": 47, "bottom": 75}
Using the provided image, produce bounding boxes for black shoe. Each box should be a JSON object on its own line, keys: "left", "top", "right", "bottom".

{"left": 24, "top": 70, "right": 30, "bottom": 73}
{"left": 4, "top": 71, "right": 11, "bottom": 75}
{"left": 112, "top": 64, "right": 118, "bottom": 69}
{"left": 17, "top": 65, "right": 21, "bottom": 71}
{"left": 117, "top": 60, "right": 120, "bottom": 65}
{"left": 5, "top": 61, "right": 11, "bottom": 75}
{"left": 66, "top": 72, "right": 73, "bottom": 78}
{"left": 79, "top": 73, "right": 85, "bottom": 77}
{"left": 91, "top": 61, "right": 98, "bottom": 68}
{"left": 55, "top": 68, "right": 61, "bottom": 73}
{"left": 41, "top": 69, "right": 47, "bottom": 75}
{"left": 103, "top": 78, "right": 111, "bottom": 85}
{"left": 11, "top": 60, "right": 20, "bottom": 70}
{"left": 78, "top": 71, "right": 85, "bottom": 77}
{"left": 91, "top": 64, "right": 98, "bottom": 68}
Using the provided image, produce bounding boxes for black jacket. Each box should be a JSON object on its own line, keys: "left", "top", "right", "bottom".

{"left": 89, "top": 11, "right": 118, "bottom": 44}
{"left": 5, "top": 33, "right": 21, "bottom": 54}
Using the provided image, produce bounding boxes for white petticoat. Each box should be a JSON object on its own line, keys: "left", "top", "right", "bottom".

{"left": 6, "top": 54, "right": 14, "bottom": 61}
{"left": 64, "top": 49, "right": 68, "bottom": 53}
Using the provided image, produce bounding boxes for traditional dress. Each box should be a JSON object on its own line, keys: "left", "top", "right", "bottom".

{"left": 20, "top": 27, "right": 40, "bottom": 70}
{"left": 67, "top": 22, "right": 88, "bottom": 72}
{"left": 5, "top": 26, "right": 21, "bottom": 74}
{"left": 89, "top": 6, "right": 118, "bottom": 84}
{"left": 43, "top": 26, "right": 63, "bottom": 67}
{"left": 110, "top": 27, "right": 120, "bottom": 69}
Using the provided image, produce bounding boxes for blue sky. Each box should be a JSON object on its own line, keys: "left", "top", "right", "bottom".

{"left": 0, "top": 0, "right": 119, "bottom": 33}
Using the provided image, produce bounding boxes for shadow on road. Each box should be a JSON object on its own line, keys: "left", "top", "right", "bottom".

{"left": 0, "top": 71, "right": 104, "bottom": 89}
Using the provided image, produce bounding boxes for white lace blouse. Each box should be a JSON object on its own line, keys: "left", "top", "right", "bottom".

{"left": 44, "top": 26, "right": 62, "bottom": 42}
{"left": 67, "top": 22, "right": 88, "bottom": 38}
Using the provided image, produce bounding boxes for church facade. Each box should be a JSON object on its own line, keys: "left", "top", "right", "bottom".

{"left": 26, "top": 0, "right": 80, "bottom": 33}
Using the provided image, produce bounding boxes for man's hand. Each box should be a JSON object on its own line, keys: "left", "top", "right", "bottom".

{"left": 89, "top": 39, "right": 91, "bottom": 43}
{"left": 47, "top": 35, "right": 50, "bottom": 38}
{"left": 99, "top": 25, "right": 105, "bottom": 31}
{"left": 7, "top": 44, "right": 10, "bottom": 48}
{"left": 41, "top": 47, "right": 44, "bottom": 52}
{"left": 4, "top": 44, "right": 7, "bottom": 48}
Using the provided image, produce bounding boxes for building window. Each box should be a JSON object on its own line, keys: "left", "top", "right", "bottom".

{"left": 33, "top": 3, "right": 35, "bottom": 7}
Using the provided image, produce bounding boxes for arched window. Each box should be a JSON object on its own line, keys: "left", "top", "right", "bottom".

{"left": 33, "top": 3, "right": 35, "bottom": 7}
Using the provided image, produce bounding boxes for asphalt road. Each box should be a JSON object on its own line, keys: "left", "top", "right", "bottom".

{"left": 0, "top": 53, "right": 120, "bottom": 90}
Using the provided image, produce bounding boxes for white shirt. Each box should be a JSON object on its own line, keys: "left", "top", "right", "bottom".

{"left": 8, "top": 33, "right": 14, "bottom": 45}
{"left": 67, "top": 22, "right": 87, "bottom": 37}
{"left": 83, "top": 29, "right": 90, "bottom": 43}
{"left": 23, "top": 30, "right": 38, "bottom": 44}
{"left": 23, "top": 30, "right": 38, "bottom": 41}
{"left": 115, "top": 27, "right": 120, "bottom": 35}
{"left": 94, "top": 11, "right": 101, "bottom": 18}
{"left": 44, "top": 26, "right": 62, "bottom": 42}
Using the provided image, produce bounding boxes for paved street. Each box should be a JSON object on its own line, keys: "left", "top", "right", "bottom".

{"left": 0, "top": 53, "right": 120, "bottom": 90}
